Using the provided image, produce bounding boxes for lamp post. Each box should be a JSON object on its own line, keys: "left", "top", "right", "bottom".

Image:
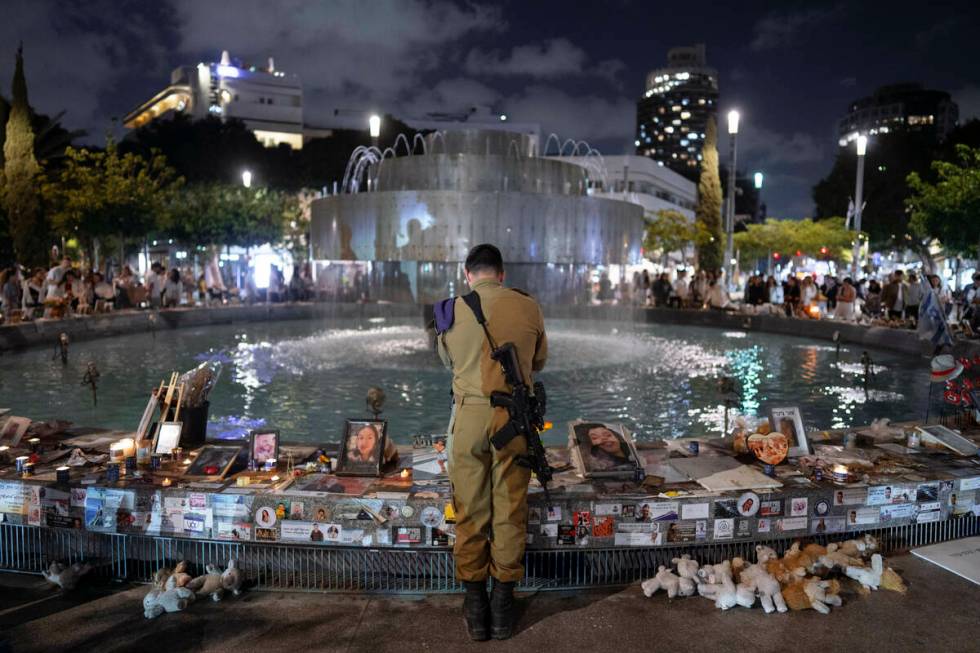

{"left": 241, "top": 170, "right": 252, "bottom": 189}
{"left": 724, "top": 110, "right": 740, "bottom": 288}
{"left": 851, "top": 135, "right": 867, "bottom": 279}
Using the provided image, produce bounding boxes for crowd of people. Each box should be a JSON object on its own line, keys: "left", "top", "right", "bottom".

{"left": 0, "top": 257, "right": 319, "bottom": 324}
{"left": 601, "top": 266, "right": 969, "bottom": 331}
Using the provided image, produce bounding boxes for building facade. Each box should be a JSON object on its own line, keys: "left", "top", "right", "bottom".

{"left": 837, "top": 83, "right": 959, "bottom": 147}
{"left": 124, "top": 51, "right": 305, "bottom": 149}
{"left": 635, "top": 44, "right": 719, "bottom": 181}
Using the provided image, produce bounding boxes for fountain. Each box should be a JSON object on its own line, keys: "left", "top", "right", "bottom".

{"left": 311, "top": 129, "right": 645, "bottom": 303}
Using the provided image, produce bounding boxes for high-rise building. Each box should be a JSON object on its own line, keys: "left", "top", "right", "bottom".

{"left": 124, "top": 51, "right": 305, "bottom": 149}
{"left": 635, "top": 43, "right": 718, "bottom": 181}
{"left": 837, "top": 83, "right": 958, "bottom": 147}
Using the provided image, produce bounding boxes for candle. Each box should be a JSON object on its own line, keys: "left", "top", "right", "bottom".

{"left": 28, "top": 437, "right": 41, "bottom": 452}
{"left": 400, "top": 468, "right": 410, "bottom": 479}
{"left": 270, "top": 475, "right": 280, "bottom": 482}
{"left": 125, "top": 456, "right": 137, "bottom": 474}
{"left": 263, "top": 459, "right": 277, "bottom": 472}
{"left": 15, "top": 456, "right": 29, "bottom": 473}
{"left": 119, "top": 438, "right": 136, "bottom": 458}
{"left": 22, "top": 462, "right": 35, "bottom": 476}
{"left": 182, "top": 458, "right": 193, "bottom": 466}
{"left": 0, "top": 445, "right": 9, "bottom": 462}
{"left": 106, "top": 463, "right": 120, "bottom": 483}
{"left": 832, "top": 464, "right": 849, "bottom": 484}
{"left": 237, "top": 476, "right": 251, "bottom": 487}
{"left": 161, "top": 477, "right": 172, "bottom": 487}
{"left": 109, "top": 442, "right": 127, "bottom": 463}
{"left": 56, "top": 466, "right": 70, "bottom": 484}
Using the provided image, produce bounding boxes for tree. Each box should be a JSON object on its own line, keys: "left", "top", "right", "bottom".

{"left": 907, "top": 144, "right": 980, "bottom": 260}
{"left": 43, "top": 140, "right": 183, "bottom": 265}
{"left": 643, "top": 208, "right": 701, "bottom": 267}
{"left": 734, "top": 217, "right": 857, "bottom": 268}
{"left": 696, "top": 116, "right": 723, "bottom": 271}
{"left": 2, "top": 45, "right": 47, "bottom": 266}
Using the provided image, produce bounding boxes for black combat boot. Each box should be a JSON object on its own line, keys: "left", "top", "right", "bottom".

{"left": 489, "top": 580, "right": 517, "bottom": 640}
{"left": 462, "top": 580, "right": 490, "bottom": 641}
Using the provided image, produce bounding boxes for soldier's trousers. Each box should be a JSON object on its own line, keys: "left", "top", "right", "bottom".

{"left": 449, "top": 398, "right": 530, "bottom": 583}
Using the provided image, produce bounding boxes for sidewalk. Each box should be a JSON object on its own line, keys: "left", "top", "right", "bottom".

{"left": 1, "top": 553, "right": 978, "bottom": 653}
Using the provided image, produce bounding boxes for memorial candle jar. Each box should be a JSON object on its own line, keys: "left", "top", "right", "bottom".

{"left": 28, "top": 437, "right": 41, "bottom": 453}
{"left": 0, "top": 445, "right": 9, "bottom": 464}
{"left": 832, "top": 464, "right": 849, "bottom": 484}
{"left": 125, "top": 456, "right": 137, "bottom": 474}
{"left": 22, "top": 462, "right": 35, "bottom": 477}
{"left": 56, "top": 466, "right": 70, "bottom": 484}
{"left": 106, "top": 463, "right": 120, "bottom": 483}
{"left": 15, "top": 455, "right": 29, "bottom": 473}
{"left": 109, "top": 442, "right": 127, "bottom": 463}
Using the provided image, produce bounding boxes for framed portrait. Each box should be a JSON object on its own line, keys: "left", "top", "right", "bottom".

{"left": 249, "top": 429, "right": 280, "bottom": 465}
{"left": 183, "top": 444, "right": 244, "bottom": 479}
{"left": 568, "top": 420, "right": 640, "bottom": 478}
{"left": 336, "top": 419, "right": 387, "bottom": 477}
{"left": 153, "top": 421, "right": 183, "bottom": 455}
{"left": 769, "top": 406, "right": 811, "bottom": 457}
{"left": 0, "top": 416, "right": 31, "bottom": 447}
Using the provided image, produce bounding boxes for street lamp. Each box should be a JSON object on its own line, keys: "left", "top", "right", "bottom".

{"left": 851, "top": 134, "right": 868, "bottom": 279}
{"left": 241, "top": 170, "right": 252, "bottom": 188}
{"left": 369, "top": 114, "right": 381, "bottom": 145}
{"left": 753, "top": 172, "right": 763, "bottom": 189}
{"left": 724, "top": 110, "right": 740, "bottom": 288}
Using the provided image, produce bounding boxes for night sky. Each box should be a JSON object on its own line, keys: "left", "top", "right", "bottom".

{"left": 4, "top": 0, "right": 980, "bottom": 218}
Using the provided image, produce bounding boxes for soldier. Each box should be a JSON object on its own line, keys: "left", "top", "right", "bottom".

{"left": 434, "top": 243, "right": 547, "bottom": 641}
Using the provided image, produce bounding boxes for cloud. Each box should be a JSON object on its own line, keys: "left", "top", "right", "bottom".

{"left": 954, "top": 84, "right": 980, "bottom": 121}
{"left": 464, "top": 38, "right": 625, "bottom": 83}
{"left": 750, "top": 7, "right": 841, "bottom": 51}
{"left": 502, "top": 85, "right": 634, "bottom": 145}
{"left": 739, "top": 123, "right": 826, "bottom": 167}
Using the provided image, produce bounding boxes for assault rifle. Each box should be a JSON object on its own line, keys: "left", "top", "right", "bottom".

{"left": 488, "top": 343, "right": 554, "bottom": 501}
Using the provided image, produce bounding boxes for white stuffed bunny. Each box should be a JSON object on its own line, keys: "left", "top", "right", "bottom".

{"left": 144, "top": 574, "right": 196, "bottom": 619}
{"left": 220, "top": 559, "right": 244, "bottom": 596}
{"left": 845, "top": 553, "right": 884, "bottom": 590}
{"left": 642, "top": 565, "right": 682, "bottom": 599}
{"left": 42, "top": 561, "right": 93, "bottom": 591}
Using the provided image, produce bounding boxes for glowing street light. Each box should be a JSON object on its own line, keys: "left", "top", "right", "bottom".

{"left": 724, "top": 110, "right": 740, "bottom": 287}
{"left": 241, "top": 170, "right": 252, "bottom": 188}
{"left": 369, "top": 114, "right": 381, "bottom": 139}
{"left": 753, "top": 172, "right": 763, "bottom": 189}
{"left": 852, "top": 135, "right": 868, "bottom": 278}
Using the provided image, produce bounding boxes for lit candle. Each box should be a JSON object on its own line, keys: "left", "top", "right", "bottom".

{"left": 263, "top": 459, "right": 277, "bottom": 472}
{"left": 119, "top": 438, "right": 136, "bottom": 458}
{"left": 109, "top": 442, "right": 126, "bottom": 463}
{"left": 237, "top": 476, "right": 251, "bottom": 487}
{"left": 832, "top": 464, "right": 849, "bottom": 484}
{"left": 182, "top": 458, "right": 192, "bottom": 466}
{"left": 28, "top": 437, "right": 41, "bottom": 452}
{"left": 400, "top": 468, "right": 410, "bottom": 479}
{"left": 22, "top": 461, "right": 35, "bottom": 476}
{"left": 0, "top": 445, "right": 9, "bottom": 463}
{"left": 270, "top": 475, "right": 280, "bottom": 482}
{"left": 56, "top": 466, "right": 70, "bottom": 484}
{"left": 161, "top": 477, "right": 172, "bottom": 487}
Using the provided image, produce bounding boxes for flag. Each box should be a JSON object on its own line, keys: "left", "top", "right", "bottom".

{"left": 918, "top": 278, "right": 952, "bottom": 348}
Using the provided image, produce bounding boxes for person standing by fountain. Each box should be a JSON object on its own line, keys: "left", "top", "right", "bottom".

{"left": 434, "top": 243, "right": 548, "bottom": 641}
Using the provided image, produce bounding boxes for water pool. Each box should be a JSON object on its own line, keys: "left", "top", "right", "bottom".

{"left": 0, "top": 317, "right": 929, "bottom": 444}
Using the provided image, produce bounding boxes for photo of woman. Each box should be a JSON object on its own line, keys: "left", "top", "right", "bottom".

{"left": 571, "top": 421, "right": 637, "bottom": 474}
{"left": 336, "top": 420, "right": 387, "bottom": 476}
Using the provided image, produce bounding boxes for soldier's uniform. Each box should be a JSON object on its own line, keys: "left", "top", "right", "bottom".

{"left": 436, "top": 278, "right": 547, "bottom": 583}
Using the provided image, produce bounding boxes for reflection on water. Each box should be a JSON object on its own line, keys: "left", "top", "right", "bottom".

{"left": 0, "top": 318, "right": 929, "bottom": 444}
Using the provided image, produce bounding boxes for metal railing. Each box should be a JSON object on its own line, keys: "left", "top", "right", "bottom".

{"left": 2, "top": 516, "right": 977, "bottom": 593}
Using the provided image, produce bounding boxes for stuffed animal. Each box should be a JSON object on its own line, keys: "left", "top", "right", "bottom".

{"left": 845, "top": 554, "right": 884, "bottom": 590}
{"left": 42, "top": 561, "right": 93, "bottom": 591}
{"left": 152, "top": 567, "right": 171, "bottom": 590}
{"left": 186, "top": 564, "right": 225, "bottom": 601}
{"left": 642, "top": 565, "right": 683, "bottom": 599}
{"left": 144, "top": 575, "right": 196, "bottom": 619}
{"left": 764, "top": 543, "right": 808, "bottom": 585}
{"left": 697, "top": 561, "right": 752, "bottom": 610}
{"left": 671, "top": 555, "right": 699, "bottom": 596}
{"left": 817, "top": 543, "right": 865, "bottom": 573}
{"left": 782, "top": 577, "right": 842, "bottom": 614}
{"left": 880, "top": 567, "right": 907, "bottom": 593}
{"left": 836, "top": 534, "right": 878, "bottom": 560}
{"left": 170, "top": 561, "right": 193, "bottom": 588}
{"left": 734, "top": 550, "right": 787, "bottom": 614}
{"left": 220, "top": 559, "right": 244, "bottom": 596}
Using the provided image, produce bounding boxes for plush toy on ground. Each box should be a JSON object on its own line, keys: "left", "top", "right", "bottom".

{"left": 817, "top": 543, "right": 865, "bottom": 573}
{"left": 782, "top": 577, "right": 842, "bottom": 614}
{"left": 671, "top": 555, "right": 699, "bottom": 597}
{"left": 697, "top": 560, "right": 754, "bottom": 610}
{"left": 642, "top": 566, "right": 683, "bottom": 599}
{"left": 144, "top": 574, "right": 196, "bottom": 619}
{"left": 845, "top": 554, "right": 884, "bottom": 590}
{"left": 220, "top": 559, "right": 245, "bottom": 596}
{"left": 733, "top": 547, "right": 787, "bottom": 614}
{"left": 42, "top": 561, "right": 93, "bottom": 591}
{"left": 170, "top": 560, "right": 193, "bottom": 588}
{"left": 186, "top": 564, "right": 226, "bottom": 601}
{"left": 837, "top": 535, "right": 878, "bottom": 560}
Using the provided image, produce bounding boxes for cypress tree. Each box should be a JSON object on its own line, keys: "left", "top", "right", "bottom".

{"left": 696, "top": 116, "right": 723, "bottom": 272}
{"left": 3, "top": 45, "right": 47, "bottom": 267}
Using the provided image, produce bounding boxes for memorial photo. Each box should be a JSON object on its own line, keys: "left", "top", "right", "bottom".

{"left": 249, "top": 429, "right": 280, "bottom": 465}
{"left": 336, "top": 420, "right": 386, "bottom": 476}
{"left": 769, "top": 406, "right": 810, "bottom": 457}
{"left": 569, "top": 420, "right": 639, "bottom": 476}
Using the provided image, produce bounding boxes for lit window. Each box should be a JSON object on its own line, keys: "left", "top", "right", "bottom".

{"left": 681, "top": 139, "right": 689, "bottom": 146}
{"left": 672, "top": 105, "right": 681, "bottom": 112}
{"left": 672, "top": 119, "right": 681, "bottom": 125}
{"left": 698, "top": 98, "right": 706, "bottom": 105}
{"left": 664, "top": 126, "right": 674, "bottom": 133}
{"left": 680, "top": 111, "right": 691, "bottom": 119}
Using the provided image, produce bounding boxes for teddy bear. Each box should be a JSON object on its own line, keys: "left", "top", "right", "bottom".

{"left": 642, "top": 565, "right": 683, "bottom": 599}
{"left": 845, "top": 553, "right": 884, "bottom": 590}
{"left": 152, "top": 567, "right": 171, "bottom": 590}
{"left": 170, "top": 560, "right": 193, "bottom": 588}
{"left": 836, "top": 534, "right": 878, "bottom": 560}
{"left": 697, "top": 560, "right": 753, "bottom": 610}
{"left": 671, "top": 555, "right": 699, "bottom": 597}
{"left": 186, "top": 563, "right": 226, "bottom": 601}
{"left": 144, "top": 574, "right": 196, "bottom": 619}
{"left": 733, "top": 549, "right": 787, "bottom": 614}
{"left": 42, "top": 561, "right": 93, "bottom": 591}
{"left": 782, "top": 577, "right": 842, "bottom": 614}
{"left": 220, "top": 559, "right": 244, "bottom": 596}
{"left": 764, "top": 543, "right": 808, "bottom": 585}
{"left": 817, "top": 542, "right": 865, "bottom": 573}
